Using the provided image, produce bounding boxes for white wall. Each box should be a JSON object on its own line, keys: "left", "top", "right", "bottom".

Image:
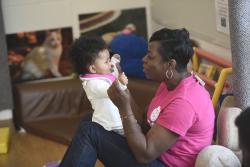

{"left": 2, "top": 0, "right": 231, "bottom": 59}
{"left": 151, "top": 0, "right": 232, "bottom": 60}
{"left": 0, "top": 109, "right": 12, "bottom": 120}
{"left": 2, "top": 0, "right": 151, "bottom": 38}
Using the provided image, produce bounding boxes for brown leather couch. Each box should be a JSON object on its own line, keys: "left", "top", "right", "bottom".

{"left": 13, "top": 77, "right": 159, "bottom": 145}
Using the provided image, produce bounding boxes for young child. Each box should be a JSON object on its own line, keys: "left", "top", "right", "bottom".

{"left": 70, "top": 36, "right": 128, "bottom": 135}
{"left": 235, "top": 107, "right": 250, "bottom": 166}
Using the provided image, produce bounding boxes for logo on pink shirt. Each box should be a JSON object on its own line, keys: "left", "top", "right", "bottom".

{"left": 148, "top": 106, "right": 161, "bottom": 126}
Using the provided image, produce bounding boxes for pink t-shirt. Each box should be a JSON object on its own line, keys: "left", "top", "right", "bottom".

{"left": 147, "top": 75, "right": 215, "bottom": 167}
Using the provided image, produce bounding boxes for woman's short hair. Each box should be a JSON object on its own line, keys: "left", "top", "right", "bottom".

{"left": 149, "top": 28, "right": 194, "bottom": 72}
{"left": 70, "top": 36, "right": 107, "bottom": 75}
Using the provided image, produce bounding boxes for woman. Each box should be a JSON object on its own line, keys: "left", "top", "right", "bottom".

{"left": 59, "top": 28, "right": 215, "bottom": 167}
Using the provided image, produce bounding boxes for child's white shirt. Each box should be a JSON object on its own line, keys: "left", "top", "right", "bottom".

{"left": 80, "top": 74, "right": 123, "bottom": 131}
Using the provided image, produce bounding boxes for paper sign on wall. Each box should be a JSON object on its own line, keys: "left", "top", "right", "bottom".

{"left": 215, "top": 0, "right": 229, "bottom": 34}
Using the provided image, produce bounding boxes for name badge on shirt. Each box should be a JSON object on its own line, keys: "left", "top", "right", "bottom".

{"left": 150, "top": 106, "right": 161, "bottom": 123}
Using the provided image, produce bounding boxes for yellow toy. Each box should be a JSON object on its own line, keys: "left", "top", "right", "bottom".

{"left": 192, "top": 48, "right": 232, "bottom": 112}
{"left": 0, "top": 127, "right": 10, "bottom": 154}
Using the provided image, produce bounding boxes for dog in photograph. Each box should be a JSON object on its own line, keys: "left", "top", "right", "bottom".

{"left": 22, "top": 30, "right": 63, "bottom": 80}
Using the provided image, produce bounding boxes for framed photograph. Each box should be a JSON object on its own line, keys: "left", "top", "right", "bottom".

{"left": 6, "top": 27, "right": 74, "bottom": 83}
{"left": 77, "top": 7, "right": 148, "bottom": 78}
{"left": 78, "top": 7, "right": 148, "bottom": 41}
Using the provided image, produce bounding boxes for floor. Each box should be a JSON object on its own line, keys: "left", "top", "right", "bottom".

{"left": 0, "top": 119, "right": 104, "bottom": 167}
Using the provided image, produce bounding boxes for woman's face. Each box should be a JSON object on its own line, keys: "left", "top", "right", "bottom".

{"left": 143, "top": 41, "right": 167, "bottom": 81}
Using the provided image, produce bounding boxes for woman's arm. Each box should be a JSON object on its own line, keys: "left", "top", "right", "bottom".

{"left": 108, "top": 81, "right": 179, "bottom": 163}
{"left": 128, "top": 91, "right": 150, "bottom": 134}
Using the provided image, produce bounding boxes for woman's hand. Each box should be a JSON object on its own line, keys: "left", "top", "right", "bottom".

{"left": 108, "top": 80, "right": 131, "bottom": 113}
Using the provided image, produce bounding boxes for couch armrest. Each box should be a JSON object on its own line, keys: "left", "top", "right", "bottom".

{"left": 216, "top": 107, "right": 242, "bottom": 161}
{"left": 13, "top": 78, "right": 92, "bottom": 129}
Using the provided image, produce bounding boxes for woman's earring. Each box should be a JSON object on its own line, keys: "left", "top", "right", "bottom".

{"left": 166, "top": 69, "right": 173, "bottom": 79}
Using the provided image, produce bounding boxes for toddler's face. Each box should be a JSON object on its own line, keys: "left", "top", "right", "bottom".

{"left": 93, "top": 49, "right": 113, "bottom": 74}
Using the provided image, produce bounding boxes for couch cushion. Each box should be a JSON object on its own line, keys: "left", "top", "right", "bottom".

{"left": 22, "top": 115, "right": 89, "bottom": 145}
{"left": 195, "top": 145, "right": 241, "bottom": 167}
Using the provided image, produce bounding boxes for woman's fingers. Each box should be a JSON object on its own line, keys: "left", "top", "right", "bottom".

{"left": 108, "top": 80, "right": 130, "bottom": 106}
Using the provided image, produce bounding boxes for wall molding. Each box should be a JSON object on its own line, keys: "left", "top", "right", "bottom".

{"left": 0, "top": 109, "right": 13, "bottom": 120}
